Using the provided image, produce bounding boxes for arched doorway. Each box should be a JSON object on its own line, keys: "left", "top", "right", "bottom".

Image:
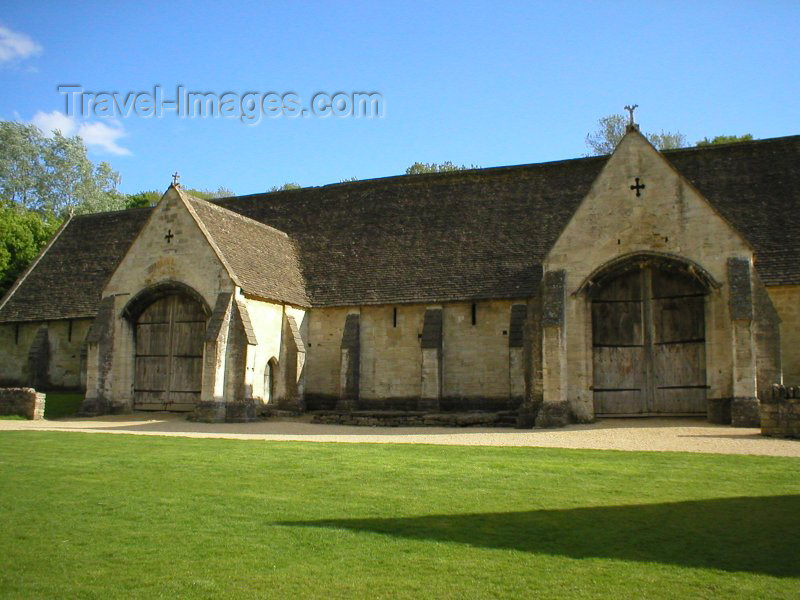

{"left": 132, "top": 293, "right": 207, "bottom": 411}
{"left": 590, "top": 260, "right": 708, "bottom": 416}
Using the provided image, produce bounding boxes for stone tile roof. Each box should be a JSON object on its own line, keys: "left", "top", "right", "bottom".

{"left": 217, "top": 155, "right": 605, "bottom": 305}
{"left": 218, "top": 135, "right": 800, "bottom": 304}
{"left": 0, "top": 135, "right": 798, "bottom": 322}
{"left": 187, "top": 196, "right": 310, "bottom": 307}
{"left": 663, "top": 137, "right": 800, "bottom": 286}
{"left": 0, "top": 209, "right": 151, "bottom": 322}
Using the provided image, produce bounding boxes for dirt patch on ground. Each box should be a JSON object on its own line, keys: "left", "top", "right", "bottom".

{"left": 2, "top": 413, "right": 799, "bottom": 457}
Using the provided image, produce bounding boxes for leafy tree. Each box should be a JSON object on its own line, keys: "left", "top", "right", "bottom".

{"left": 187, "top": 186, "right": 234, "bottom": 199}
{"left": 585, "top": 114, "right": 687, "bottom": 155}
{"left": 125, "top": 190, "right": 160, "bottom": 209}
{"left": 405, "top": 161, "right": 477, "bottom": 175}
{"left": 696, "top": 134, "right": 754, "bottom": 146}
{"left": 268, "top": 183, "right": 301, "bottom": 192}
{"left": 0, "top": 120, "right": 125, "bottom": 217}
{"left": 0, "top": 204, "right": 59, "bottom": 297}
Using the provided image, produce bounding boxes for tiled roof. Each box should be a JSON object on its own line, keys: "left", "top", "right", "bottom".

{"left": 217, "top": 155, "right": 605, "bottom": 305}
{"left": 187, "top": 195, "right": 309, "bottom": 307}
{"left": 0, "top": 135, "right": 798, "bottom": 322}
{"left": 0, "top": 209, "right": 151, "bottom": 322}
{"left": 664, "top": 137, "right": 800, "bottom": 286}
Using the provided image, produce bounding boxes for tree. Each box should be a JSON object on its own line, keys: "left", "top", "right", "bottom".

{"left": 125, "top": 190, "right": 160, "bottom": 209}
{"left": 696, "top": 134, "right": 754, "bottom": 146}
{"left": 0, "top": 204, "right": 59, "bottom": 297}
{"left": 585, "top": 114, "right": 687, "bottom": 155}
{"left": 186, "top": 186, "right": 234, "bottom": 199}
{"left": 268, "top": 183, "right": 301, "bottom": 192}
{"left": 405, "top": 161, "right": 477, "bottom": 175}
{"left": 0, "top": 120, "right": 125, "bottom": 217}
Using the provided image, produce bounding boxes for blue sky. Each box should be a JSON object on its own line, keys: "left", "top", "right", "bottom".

{"left": 1, "top": 0, "right": 798, "bottom": 195}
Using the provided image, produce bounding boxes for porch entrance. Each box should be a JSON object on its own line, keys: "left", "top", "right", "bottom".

{"left": 133, "top": 293, "right": 206, "bottom": 411}
{"left": 592, "top": 265, "right": 707, "bottom": 416}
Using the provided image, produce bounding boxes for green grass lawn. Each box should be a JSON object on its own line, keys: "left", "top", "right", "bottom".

{"left": 42, "top": 392, "right": 84, "bottom": 419}
{"left": 0, "top": 433, "right": 798, "bottom": 599}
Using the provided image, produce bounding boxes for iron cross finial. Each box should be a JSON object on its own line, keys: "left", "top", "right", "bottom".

{"left": 624, "top": 104, "right": 639, "bottom": 127}
{"left": 172, "top": 172, "right": 180, "bottom": 186}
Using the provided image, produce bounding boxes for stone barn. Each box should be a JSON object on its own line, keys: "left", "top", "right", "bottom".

{"left": 1, "top": 127, "right": 798, "bottom": 427}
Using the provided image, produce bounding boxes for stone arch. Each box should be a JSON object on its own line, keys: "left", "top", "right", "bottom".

{"left": 122, "top": 280, "right": 211, "bottom": 323}
{"left": 577, "top": 251, "right": 719, "bottom": 299}
{"left": 585, "top": 253, "right": 712, "bottom": 417}
{"left": 124, "top": 282, "right": 210, "bottom": 412}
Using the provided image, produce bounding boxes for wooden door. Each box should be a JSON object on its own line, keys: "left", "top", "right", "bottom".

{"left": 134, "top": 294, "right": 206, "bottom": 411}
{"left": 592, "top": 266, "right": 706, "bottom": 416}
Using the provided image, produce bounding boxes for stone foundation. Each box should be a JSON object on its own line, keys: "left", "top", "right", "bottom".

{"left": 761, "top": 385, "right": 800, "bottom": 438}
{"left": 731, "top": 397, "right": 761, "bottom": 427}
{"left": 0, "top": 387, "right": 45, "bottom": 420}
{"left": 535, "top": 400, "right": 571, "bottom": 428}
{"left": 189, "top": 400, "right": 257, "bottom": 423}
{"left": 706, "top": 398, "right": 732, "bottom": 424}
{"left": 515, "top": 401, "right": 538, "bottom": 429}
{"left": 308, "top": 410, "right": 518, "bottom": 428}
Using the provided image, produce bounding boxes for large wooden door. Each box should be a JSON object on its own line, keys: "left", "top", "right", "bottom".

{"left": 134, "top": 294, "right": 206, "bottom": 411}
{"left": 592, "top": 266, "right": 706, "bottom": 416}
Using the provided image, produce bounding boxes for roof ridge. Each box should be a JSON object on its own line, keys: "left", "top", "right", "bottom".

{"left": 663, "top": 134, "right": 800, "bottom": 156}
{"left": 70, "top": 206, "right": 153, "bottom": 220}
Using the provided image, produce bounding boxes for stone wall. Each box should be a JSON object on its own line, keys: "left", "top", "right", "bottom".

{"left": 0, "top": 387, "right": 45, "bottom": 420}
{"left": 766, "top": 285, "right": 800, "bottom": 384}
{"left": 0, "top": 319, "right": 90, "bottom": 390}
{"left": 239, "top": 296, "right": 283, "bottom": 401}
{"left": 305, "top": 306, "right": 351, "bottom": 408}
{"left": 304, "top": 300, "right": 526, "bottom": 411}
{"left": 761, "top": 384, "right": 800, "bottom": 438}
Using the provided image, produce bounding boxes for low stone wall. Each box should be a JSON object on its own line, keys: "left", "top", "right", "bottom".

{"left": 761, "top": 385, "right": 800, "bottom": 438}
{"left": 0, "top": 388, "right": 45, "bottom": 420}
{"left": 306, "top": 410, "right": 519, "bottom": 428}
{"left": 189, "top": 400, "right": 257, "bottom": 423}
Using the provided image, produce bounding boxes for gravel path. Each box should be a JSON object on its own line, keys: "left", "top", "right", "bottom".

{"left": 2, "top": 413, "right": 799, "bottom": 457}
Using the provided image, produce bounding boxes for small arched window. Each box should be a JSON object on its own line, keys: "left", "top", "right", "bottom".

{"left": 265, "top": 358, "right": 278, "bottom": 403}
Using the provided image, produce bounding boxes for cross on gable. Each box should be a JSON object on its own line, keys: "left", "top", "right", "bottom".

{"left": 624, "top": 104, "right": 638, "bottom": 127}
{"left": 165, "top": 229, "right": 174, "bottom": 243}
{"left": 172, "top": 172, "right": 180, "bottom": 186}
{"left": 630, "top": 177, "right": 645, "bottom": 197}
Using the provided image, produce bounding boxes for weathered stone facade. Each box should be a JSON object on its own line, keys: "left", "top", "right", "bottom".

{"left": 0, "top": 131, "right": 797, "bottom": 427}
{"left": 0, "top": 320, "right": 90, "bottom": 390}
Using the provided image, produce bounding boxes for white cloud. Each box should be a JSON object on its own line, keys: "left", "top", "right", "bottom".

{"left": 0, "top": 25, "right": 42, "bottom": 63}
{"left": 31, "top": 110, "right": 76, "bottom": 136}
{"left": 31, "top": 110, "right": 131, "bottom": 156}
{"left": 75, "top": 120, "right": 131, "bottom": 156}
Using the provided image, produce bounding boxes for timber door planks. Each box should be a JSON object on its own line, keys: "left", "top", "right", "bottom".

{"left": 133, "top": 294, "right": 205, "bottom": 411}
{"left": 592, "top": 267, "right": 707, "bottom": 416}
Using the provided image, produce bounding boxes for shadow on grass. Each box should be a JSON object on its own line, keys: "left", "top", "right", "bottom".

{"left": 281, "top": 495, "right": 800, "bottom": 577}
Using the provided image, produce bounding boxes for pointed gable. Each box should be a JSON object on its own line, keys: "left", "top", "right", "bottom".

{"left": 102, "top": 185, "right": 236, "bottom": 305}
{"left": 545, "top": 129, "right": 753, "bottom": 286}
